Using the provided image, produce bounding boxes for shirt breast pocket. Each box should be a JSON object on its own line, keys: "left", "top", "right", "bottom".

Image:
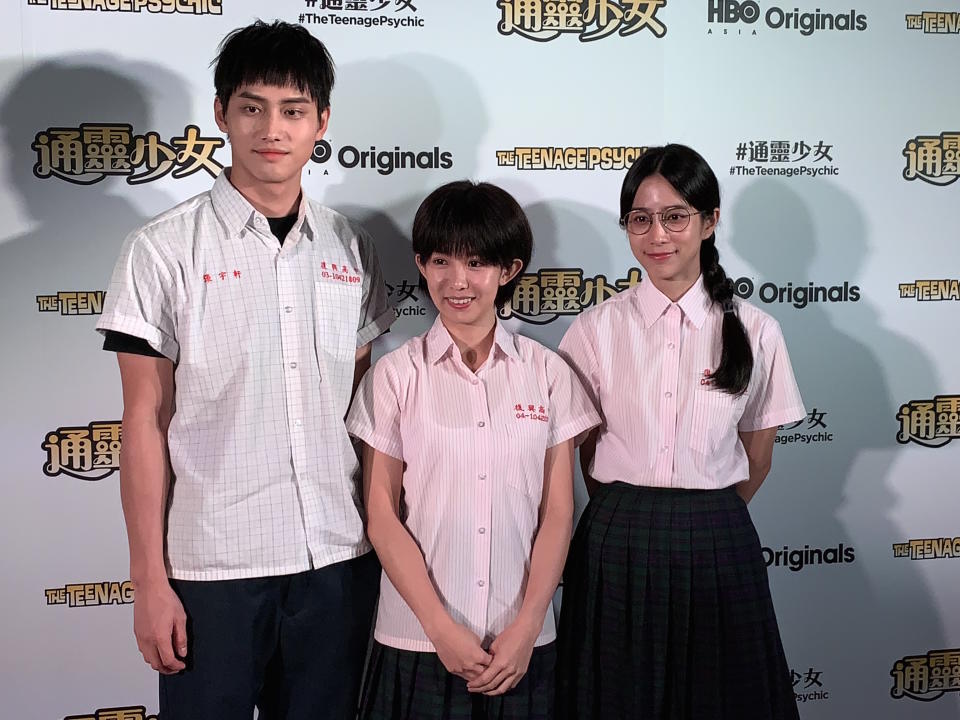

{"left": 314, "top": 279, "right": 362, "bottom": 362}
{"left": 689, "top": 385, "right": 749, "bottom": 456}
{"left": 502, "top": 406, "right": 550, "bottom": 503}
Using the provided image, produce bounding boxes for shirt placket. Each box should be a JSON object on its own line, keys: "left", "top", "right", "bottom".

{"left": 655, "top": 304, "right": 682, "bottom": 485}
{"left": 467, "top": 364, "right": 493, "bottom": 638}
{"left": 275, "top": 238, "right": 310, "bottom": 531}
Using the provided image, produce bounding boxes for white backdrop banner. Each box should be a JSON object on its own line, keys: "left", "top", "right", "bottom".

{"left": 1, "top": 1, "right": 959, "bottom": 718}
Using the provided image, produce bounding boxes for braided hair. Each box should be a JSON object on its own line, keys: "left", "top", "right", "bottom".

{"left": 620, "top": 144, "right": 753, "bottom": 395}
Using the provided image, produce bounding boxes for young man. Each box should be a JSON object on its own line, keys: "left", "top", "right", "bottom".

{"left": 96, "top": 21, "right": 394, "bottom": 719}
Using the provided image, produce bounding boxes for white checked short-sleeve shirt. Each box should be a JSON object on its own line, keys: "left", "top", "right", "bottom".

{"left": 559, "top": 276, "right": 805, "bottom": 490}
{"left": 346, "top": 318, "right": 600, "bottom": 651}
{"left": 96, "top": 171, "right": 394, "bottom": 580}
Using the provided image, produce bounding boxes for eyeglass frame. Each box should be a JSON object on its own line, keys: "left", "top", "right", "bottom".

{"left": 618, "top": 207, "right": 707, "bottom": 236}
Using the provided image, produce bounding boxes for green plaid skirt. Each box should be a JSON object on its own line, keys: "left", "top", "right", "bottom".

{"left": 359, "top": 641, "right": 556, "bottom": 720}
{"left": 556, "top": 483, "right": 799, "bottom": 720}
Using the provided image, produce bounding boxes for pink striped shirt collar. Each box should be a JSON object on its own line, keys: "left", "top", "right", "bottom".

{"left": 425, "top": 316, "right": 521, "bottom": 365}
{"left": 637, "top": 275, "right": 713, "bottom": 330}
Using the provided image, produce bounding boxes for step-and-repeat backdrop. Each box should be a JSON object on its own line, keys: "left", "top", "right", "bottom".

{"left": 1, "top": 1, "right": 958, "bottom": 718}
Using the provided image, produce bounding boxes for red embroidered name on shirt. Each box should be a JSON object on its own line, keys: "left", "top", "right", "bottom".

{"left": 700, "top": 368, "right": 714, "bottom": 386}
{"left": 514, "top": 403, "right": 549, "bottom": 422}
{"left": 202, "top": 269, "right": 242, "bottom": 283}
{"left": 319, "top": 261, "right": 361, "bottom": 285}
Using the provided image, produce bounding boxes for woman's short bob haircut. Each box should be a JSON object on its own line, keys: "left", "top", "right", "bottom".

{"left": 412, "top": 181, "right": 533, "bottom": 310}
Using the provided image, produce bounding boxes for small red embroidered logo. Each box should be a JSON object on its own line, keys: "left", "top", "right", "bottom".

{"left": 202, "top": 269, "right": 242, "bottom": 283}
{"left": 319, "top": 260, "right": 362, "bottom": 285}
{"left": 700, "top": 368, "right": 714, "bottom": 386}
{"left": 514, "top": 403, "right": 549, "bottom": 423}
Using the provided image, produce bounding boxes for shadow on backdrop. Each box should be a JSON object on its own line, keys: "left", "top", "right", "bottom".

{"left": 728, "top": 179, "right": 955, "bottom": 717}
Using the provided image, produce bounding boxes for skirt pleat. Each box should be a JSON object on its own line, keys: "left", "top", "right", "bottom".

{"left": 556, "top": 482, "right": 800, "bottom": 720}
{"left": 359, "top": 641, "right": 556, "bottom": 720}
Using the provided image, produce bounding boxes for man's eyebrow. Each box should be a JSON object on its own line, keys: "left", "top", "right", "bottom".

{"left": 236, "top": 91, "right": 313, "bottom": 104}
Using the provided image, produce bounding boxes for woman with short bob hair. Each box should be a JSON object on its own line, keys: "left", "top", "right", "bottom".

{"left": 348, "top": 180, "right": 600, "bottom": 720}
{"left": 555, "top": 144, "right": 805, "bottom": 720}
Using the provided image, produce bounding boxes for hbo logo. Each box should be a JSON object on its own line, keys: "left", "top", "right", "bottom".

{"left": 708, "top": 0, "right": 761, "bottom": 23}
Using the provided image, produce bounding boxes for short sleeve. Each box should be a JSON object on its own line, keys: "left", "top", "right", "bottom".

{"left": 738, "top": 318, "right": 806, "bottom": 432}
{"left": 355, "top": 228, "right": 395, "bottom": 347}
{"left": 95, "top": 230, "right": 179, "bottom": 362}
{"left": 545, "top": 352, "right": 602, "bottom": 448}
{"left": 557, "top": 315, "right": 602, "bottom": 412}
{"left": 346, "top": 356, "right": 404, "bottom": 460}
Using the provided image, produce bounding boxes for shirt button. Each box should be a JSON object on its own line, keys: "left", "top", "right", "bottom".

{"left": 665, "top": 391, "right": 672, "bottom": 398}
{"left": 289, "top": 362, "right": 297, "bottom": 369}
{"left": 295, "top": 419, "right": 303, "bottom": 428}
{"left": 477, "top": 421, "right": 485, "bottom": 428}
{"left": 477, "top": 580, "right": 485, "bottom": 587}
{"left": 660, "top": 445, "right": 668, "bottom": 452}
{"left": 668, "top": 342, "right": 675, "bottom": 349}
{"left": 285, "top": 306, "right": 293, "bottom": 313}
{"left": 479, "top": 473, "right": 487, "bottom": 480}
{"left": 479, "top": 527, "right": 486, "bottom": 534}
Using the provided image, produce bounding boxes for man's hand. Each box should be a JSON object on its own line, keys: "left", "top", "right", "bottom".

{"left": 133, "top": 579, "right": 188, "bottom": 674}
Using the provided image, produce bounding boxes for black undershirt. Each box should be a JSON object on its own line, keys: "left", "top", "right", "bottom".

{"left": 103, "top": 212, "right": 299, "bottom": 357}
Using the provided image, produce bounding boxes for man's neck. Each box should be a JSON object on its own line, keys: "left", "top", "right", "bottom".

{"left": 227, "top": 169, "right": 301, "bottom": 218}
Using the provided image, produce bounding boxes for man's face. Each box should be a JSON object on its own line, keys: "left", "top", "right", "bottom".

{"left": 214, "top": 82, "right": 328, "bottom": 191}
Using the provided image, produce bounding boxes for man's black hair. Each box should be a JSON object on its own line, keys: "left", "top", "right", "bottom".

{"left": 213, "top": 20, "right": 335, "bottom": 114}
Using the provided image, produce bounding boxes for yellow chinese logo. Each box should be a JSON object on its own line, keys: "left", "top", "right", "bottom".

{"left": 42, "top": 422, "right": 122, "bottom": 481}
{"left": 32, "top": 124, "right": 223, "bottom": 185}
{"left": 891, "top": 650, "right": 960, "bottom": 701}
{"left": 500, "top": 267, "right": 641, "bottom": 323}
{"left": 903, "top": 133, "right": 960, "bottom": 186}
{"left": 498, "top": 0, "right": 667, "bottom": 42}
{"left": 896, "top": 396, "right": 960, "bottom": 448}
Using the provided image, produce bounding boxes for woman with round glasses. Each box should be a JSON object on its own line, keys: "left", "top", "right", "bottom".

{"left": 555, "top": 144, "right": 805, "bottom": 719}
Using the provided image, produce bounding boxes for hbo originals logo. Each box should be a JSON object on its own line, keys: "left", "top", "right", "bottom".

{"left": 709, "top": 0, "right": 761, "bottom": 23}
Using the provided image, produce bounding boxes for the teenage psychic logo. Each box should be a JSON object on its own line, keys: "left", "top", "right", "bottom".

{"left": 311, "top": 140, "right": 453, "bottom": 176}
{"left": 906, "top": 11, "right": 960, "bottom": 33}
{"left": 37, "top": 291, "right": 106, "bottom": 315}
{"left": 707, "top": 0, "right": 867, "bottom": 36}
{"left": 899, "top": 279, "right": 960, "bottom": 301}
{"left": 897, "top": 395, "right": 960, "bottom": 448}
{"left": 791, "top": 667, "right": 830, "bottom": 704}
{"left": 776, "top": 407, "right": 832, "bottom": 445}
{"left": 26, "top": 0, "right": 220, "bottom": 14}
{"left": 45, "top": 581, "right": 134, "bottom": 608}
{"left": 63, "top": 706, "right": 157, "bottom": 720}
{"left": 893, "top": 537, "right": 960, "bottom": 561}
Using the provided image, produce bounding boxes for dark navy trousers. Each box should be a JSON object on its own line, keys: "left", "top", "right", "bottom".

{"left": 159, "top": 552, "right": 379, "bottom": 720}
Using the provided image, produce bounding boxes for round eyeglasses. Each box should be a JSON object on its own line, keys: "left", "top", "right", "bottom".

{"left": 619, "top": 208, "right": 703, "bottom": 236}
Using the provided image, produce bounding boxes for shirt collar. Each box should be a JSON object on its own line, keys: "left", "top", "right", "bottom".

{"left": 636, "top": 275, "right": 712, "bottom": 330}
{"left": 425, "top": 316, "right": 520, "bottom": 366}
{"left": 211, "top": 169, "right": 314, "bottom": 239}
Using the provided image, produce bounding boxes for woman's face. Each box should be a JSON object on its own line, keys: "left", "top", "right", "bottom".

{"left": 415, "top": 252, "right": 521, "bottom": 330}
{"left": 625, "top": 174, "right": 718, "bottom": 292}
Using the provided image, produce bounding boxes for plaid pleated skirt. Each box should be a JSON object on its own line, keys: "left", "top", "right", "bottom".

{"left": 359, "top": 641, "right": 556, "bottom": 720}
{"left": 556, "top": 482, "right": 800, "bottom": 720}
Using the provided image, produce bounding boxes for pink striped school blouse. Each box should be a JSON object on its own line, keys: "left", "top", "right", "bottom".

{"left": 347, "top": 317, "right": 600, "bottom": 651}
{"left": 559, "top": 276, "right": 805, "bottom": 490}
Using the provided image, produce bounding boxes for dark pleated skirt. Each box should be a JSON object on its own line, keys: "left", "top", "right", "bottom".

{"left": 555, "top": 482, "right": 800, "bottom": 720}
{"left": 359, "top": 641, "right": 556, "bottom": 720}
